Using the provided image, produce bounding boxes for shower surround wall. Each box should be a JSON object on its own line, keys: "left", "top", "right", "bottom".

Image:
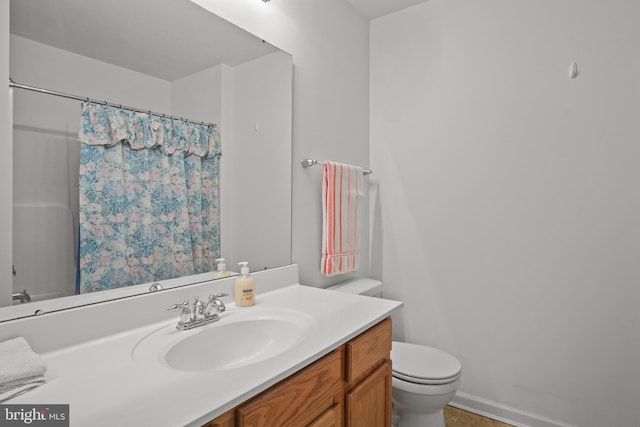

{"left": 370, "top": 1, "right": 640, "bottom": 426}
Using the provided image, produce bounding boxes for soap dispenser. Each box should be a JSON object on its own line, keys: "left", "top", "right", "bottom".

{"left": 213, "top": 258, "right": 231, "bottom": 279}
{"left": 234, "top": 262, "right": 255, "bottom": 307}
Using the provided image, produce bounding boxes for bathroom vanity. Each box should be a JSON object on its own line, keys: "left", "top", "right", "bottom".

{"left": 0, "top": 265, "right": 401, "bottom": 426}
{"left": 206, "top": 317, "right": 392, "bottom": 427}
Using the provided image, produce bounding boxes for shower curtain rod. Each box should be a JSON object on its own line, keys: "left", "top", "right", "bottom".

{"left": 8, "top": 78, "right": 216, "bottom": 128}
{"left": 301, "top": 158, "right": 373, "bottom": 175}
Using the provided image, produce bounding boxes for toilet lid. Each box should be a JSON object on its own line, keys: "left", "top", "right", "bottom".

{"left": 391, "top": 342, "right": 461, "bottom": 384}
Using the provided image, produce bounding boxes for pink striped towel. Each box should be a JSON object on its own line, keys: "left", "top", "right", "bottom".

{"left": 321, "top": 161, "right": 364, "bottom": 276}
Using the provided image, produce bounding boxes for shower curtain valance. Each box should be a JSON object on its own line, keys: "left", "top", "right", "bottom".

{"left": 79, "top": 102, "right": 220, "bottom": 158}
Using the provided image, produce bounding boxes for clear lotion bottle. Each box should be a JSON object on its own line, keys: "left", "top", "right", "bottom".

{"left": 213, "top": 258, "right": 231, "bottom": 279}
{"left": 234, "top": 262, "right": 255, "bottom": 307}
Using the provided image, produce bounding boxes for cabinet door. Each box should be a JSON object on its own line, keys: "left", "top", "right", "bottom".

{"left": 308, "top": 400, "right": 342, "bottom": 427}
{"left": 237, "top": 348, "right": 343, "bottom": 427}
{"left": 346, "top": 360, "right": 392, "bottom": 427}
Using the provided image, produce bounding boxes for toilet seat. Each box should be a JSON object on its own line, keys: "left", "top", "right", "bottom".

{"left": 391, "top": 341, "right": 461, "bottom": 385}
{"left": 392, "top": 374, "right": 461, "bottom": 396}
{"left": 393, "top": 370, "right": 461, "bottom": 385}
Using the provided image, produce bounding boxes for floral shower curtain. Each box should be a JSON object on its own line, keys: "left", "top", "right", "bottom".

{"left": 77, "top": 102, "right": 221, "bottom": 293}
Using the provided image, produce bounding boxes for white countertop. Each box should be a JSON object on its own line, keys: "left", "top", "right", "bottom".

{"left": 10, "top": 283, "right": 402, "bottom": 426}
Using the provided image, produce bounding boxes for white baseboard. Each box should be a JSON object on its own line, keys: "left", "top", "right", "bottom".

{"left": 450, "top": 391, "right": 578, "bottom": 427}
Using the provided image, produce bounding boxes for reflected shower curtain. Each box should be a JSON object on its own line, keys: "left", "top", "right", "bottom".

{"left": 77, "top": 102, "right": 220, "bottom": 293}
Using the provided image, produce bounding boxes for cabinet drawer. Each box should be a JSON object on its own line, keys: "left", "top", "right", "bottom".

{"left": 345, "top": 317, "right": 392, "bottom": 385}
{"left": 308, "top": 400, "right": 342, "bottom": 427}
{"left": 201, "top": 408, "right": 234, "bottom": 427}
{"left": 237, "top": 348, "right": 344, "bottom": 427}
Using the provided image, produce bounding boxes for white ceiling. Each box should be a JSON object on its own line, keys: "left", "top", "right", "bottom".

{"left": 346, "top": 0, "right": 429, "bottom": 20}
{"left": 10, "top": 0, "right": 278, "bottom": 81}
{"left": 10, "top": 0, "right": 429, "bottom": 82}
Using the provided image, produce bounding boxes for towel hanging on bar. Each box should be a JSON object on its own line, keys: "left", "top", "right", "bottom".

{"left": 302, "top": 159, "right": 372, "bottom": 175}
{"left": 320, "top": 161, "right": 364, "bottom": 276}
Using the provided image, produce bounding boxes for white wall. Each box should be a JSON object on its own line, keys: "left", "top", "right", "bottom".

{"left": 226, "top": 51, "right": 292, "bottom": 271}
{"left": 191, "top": 0, "right": 371, "bottom": 287}
{"left": 370, "top": 1, "right": 640, "bottom": 426}
{"left": 171, "top": 65, "right": 223, "bottom": 124}
{"left": 171, "top": 51, "right": 293, "bottom": 272}
{"left": 10, "top": 36, "right": 171, "bottom": 119}
{"left": 0, "top": 1, "right": 11, "bottom": 307}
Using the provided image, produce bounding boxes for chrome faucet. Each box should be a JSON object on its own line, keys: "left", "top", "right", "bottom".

{"left": 12, "top": 290, "right": 31, "bottom": 304}
{"left": 208, "top": 293, "right": 227, "bottom": 313}
{"left": 167, "top": 293, "right": 228, "bottom": 331}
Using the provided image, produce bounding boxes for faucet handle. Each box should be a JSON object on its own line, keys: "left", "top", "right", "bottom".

{"left": 167, "top": 300, "right": 189, "bottom": 311}
{"left": 168, "top": 301, "right": 192, "bottom": 326}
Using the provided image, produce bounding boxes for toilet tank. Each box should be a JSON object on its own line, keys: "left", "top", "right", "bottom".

{"left": 327, "top": 278, "right": 382, "bottom": 297}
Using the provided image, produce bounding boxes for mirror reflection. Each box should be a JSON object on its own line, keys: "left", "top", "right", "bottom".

{"left": 4, "top": 0, "right": 293, "bottom": 316}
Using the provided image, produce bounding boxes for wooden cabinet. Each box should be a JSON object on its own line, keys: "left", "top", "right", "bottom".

{"left": 202, "top": 318, "right": 392, "bottom": 427}
{"left": 345, "top": 361, "right": 392, "bottom": 427}
{"left": 308, "top": 401, "right": 343, "bottom": 427}
{"left": 344, "top": 317, "right": 393, "bottom": 427}
{"left": 236, "top": 348, "right": 344, "bottom": 427}
{"left": 201, "top": 408, "right": 234, "bottom": 427}
{"left": 345, "top": 317, "right": 392, "bottom": 386}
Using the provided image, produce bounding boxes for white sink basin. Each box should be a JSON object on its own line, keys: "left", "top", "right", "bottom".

{"left": 132, "top": 307, "right": 314, "bottom": 372}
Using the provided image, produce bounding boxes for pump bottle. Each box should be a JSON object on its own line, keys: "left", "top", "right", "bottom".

{"left": 213, "top": 258, "right": 231, "bottom": 279}
{"left": 234, "top": 262, "right": 255, "bottom": 307}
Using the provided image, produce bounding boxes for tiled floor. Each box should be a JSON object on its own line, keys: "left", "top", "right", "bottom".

{"left": 444, "top": 406, "right": 514, "bottom": 427}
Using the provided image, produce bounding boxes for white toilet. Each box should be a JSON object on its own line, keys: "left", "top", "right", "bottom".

{"left": 328, "top": 278, "right": 462, "bottom": 427}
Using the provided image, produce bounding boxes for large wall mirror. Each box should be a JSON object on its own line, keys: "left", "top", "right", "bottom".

{"left": 2, "top": 0, "right": 292, "bottom": 321}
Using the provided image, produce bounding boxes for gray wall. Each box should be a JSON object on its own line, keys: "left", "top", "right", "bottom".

{"left": 193, "top": 0, "right": 372, "bottom": 287}
{"left": 370, "top": 1, "right": 640, "bottom": 426}
{"left": 0, "top": 1, "right": 11, "bottom": 307}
